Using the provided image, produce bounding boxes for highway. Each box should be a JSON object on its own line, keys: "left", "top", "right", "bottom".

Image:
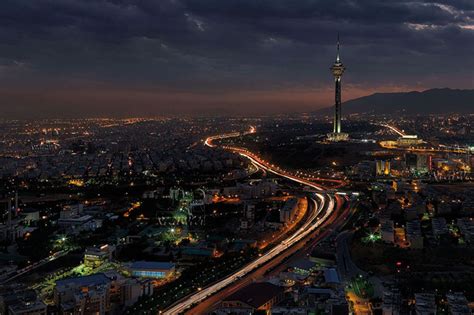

{"left": 181, "top": 195, "right": 355, "bottom": 315}
{"left": 258, "top": 194, "right": 353, "bottom": 282}
{"left": 206, "top": 126, "right": 345, "bottom": 188}
{"left": 183, "top": 195, "right": 336, "bottom": 315}
{"left": 163, "top": 127, "right": 340, "bottom": 314}
{"left": 0, "top": 248, "right": 75, "bottom": 284}
{"left": 165, "top": 194, "right": 334, "bottom": 314}
{"left": 337, "top": 231, "right": 366, "bottom": 282}
{"left": 378, "top": 123, "right": 406, "bottom": 137}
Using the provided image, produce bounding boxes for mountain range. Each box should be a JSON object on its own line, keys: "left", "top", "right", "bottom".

{"left": 318, "top": 88, "right": 474, "bottom": 115}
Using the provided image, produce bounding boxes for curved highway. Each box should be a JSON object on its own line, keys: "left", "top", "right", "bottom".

{"left": 378, "top": 123, "right": 406, "bottom": 137}
{"left": 163, "top": 127, "right": 338, "bottom": 315}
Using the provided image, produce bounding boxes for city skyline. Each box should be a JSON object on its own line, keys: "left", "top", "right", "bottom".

{"left": 0, "top": 3, "right": 473, "bottom": 314}
{"left": 0, "top": 0, "right": 473, "bottom": 118}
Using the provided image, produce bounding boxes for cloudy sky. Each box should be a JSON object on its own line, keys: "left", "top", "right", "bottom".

{"left": 0, "top": 0, "right": 473, "bottom": 117}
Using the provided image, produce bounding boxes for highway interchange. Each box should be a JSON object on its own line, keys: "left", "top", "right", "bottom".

{"left": 165, "top": 122, "right": 469, "bottom": 314}
{"left": 163, "top": 127, "right": 352, "bottom": 314}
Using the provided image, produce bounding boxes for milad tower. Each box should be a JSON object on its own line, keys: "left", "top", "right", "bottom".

{"left": 327, "top": 35, "right": 349, "bottom": 141}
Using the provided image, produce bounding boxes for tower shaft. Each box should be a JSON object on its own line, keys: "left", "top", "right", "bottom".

{"left": 7, "top": 198, "right": 11, "bottom": 239}
{"left": 334, "top": 77, "right": 342, "bottom": 133}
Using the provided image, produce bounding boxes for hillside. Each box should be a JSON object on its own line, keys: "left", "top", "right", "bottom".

{"left": 319, "top": 88, "right": 474, "bottom": 115}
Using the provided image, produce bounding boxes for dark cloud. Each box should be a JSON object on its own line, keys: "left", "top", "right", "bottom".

{"left": 0, "top": 0, "right": 472, "bottom": 117}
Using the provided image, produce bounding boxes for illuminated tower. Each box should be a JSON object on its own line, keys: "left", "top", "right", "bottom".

{"left": 327, "top": 35, "right": 348, "bottom": 141}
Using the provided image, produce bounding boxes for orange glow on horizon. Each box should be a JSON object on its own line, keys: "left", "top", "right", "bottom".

{"left": 0, "top": 83, "right": 432, "bottom": 116}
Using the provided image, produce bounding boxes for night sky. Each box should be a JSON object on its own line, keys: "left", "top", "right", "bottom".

{"left": 0, "top": 0, "right": 473, "bottom": 117}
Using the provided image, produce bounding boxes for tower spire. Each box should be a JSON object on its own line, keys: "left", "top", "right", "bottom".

{"left": 336, "top": 33, "right": 340, "bottom": 63}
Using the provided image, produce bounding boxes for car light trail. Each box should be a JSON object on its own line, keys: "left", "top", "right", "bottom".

{"left": 164, "top": 194, "right": 333, "bottom": 314}
{"left": 164, "top": 127, "right": 336, "bottom": 315}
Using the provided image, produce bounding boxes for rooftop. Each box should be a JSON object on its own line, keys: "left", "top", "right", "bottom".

{"left": 323, "top": 268, "right": 340, "bottom": 284}
{"left": 56, "top": 273, "right": 110, "bottom": 289}
{"left": 131, "top": 261, "right": 175, "bottom": 270}
{"left": 290, "top": 259, "right": 317, "bottom": 271}
{"left": 223, "top": 282, "right": 284, "bottom": 308}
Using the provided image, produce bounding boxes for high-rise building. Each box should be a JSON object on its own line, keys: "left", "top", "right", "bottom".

{"left": 84, "top": 244, "right": 116, "bottom": 268}
{"left": 376, "top": 160, "right": 391, "bottom": 176}
{"left": 54, "top": 272, "right": 153, "bottom": 313}
{"left": 327, "top": 35, "right": 349, "bottom": 142}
